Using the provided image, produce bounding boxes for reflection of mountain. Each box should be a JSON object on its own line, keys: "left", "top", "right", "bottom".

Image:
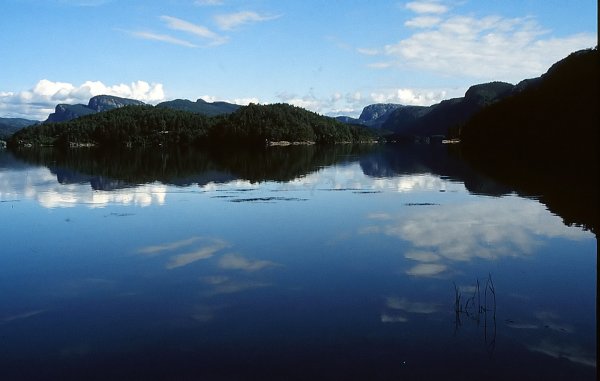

{"left": 459, "top": 48, "right": 598, "bottom": 234}
{"left": 9, "top": 145, "right": 371, "bottom": 190}
{"left": 359, "top": 144, "right": 513, "bottom": 196}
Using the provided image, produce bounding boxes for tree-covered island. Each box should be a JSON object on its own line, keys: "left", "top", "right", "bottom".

{"left": 8, "top": 103, "right": 376, "bottom": 148}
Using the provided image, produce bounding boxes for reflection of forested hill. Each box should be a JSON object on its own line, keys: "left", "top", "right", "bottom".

{"left": 0, "top": 150, "right": 35, "bottom": 170}
{"left": 359, "top": 144, "right": 513, "bottom": 196}
{"left": 459, "top": 48, "right": 598, "bottom": 234}
{"left": 10, "top": 145, "right": 372, "bottom": 189}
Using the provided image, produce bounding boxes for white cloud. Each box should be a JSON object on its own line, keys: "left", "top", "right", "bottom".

{"left": 271, "top": 86, "right": 451, "bottom": 119}
{"left": 0, "top": 79, "right": 165, "bottom": 120}
{"left": 233, "top": 97, "right": 260, "bottom": 105}
{"left": 198, "top": 95, "right": 259, "bottom": 106}
{"left": 130, "top": 30, "right": 198, "bottom": 48}
{"left": 356, "top": 47, "right": 380, "bottom": 56}
{"left": 160, "top": 15, "right": 228, "bottom": 46}
{"left": 404, "top": 16, "right": 441, "bottom": 28}
{"left": 405, "top": 1, "right": 449, "bottom": 14}
{"left": 369, "top": 88, "right": 450, "bottom": 106}
{"left": 366, "top": 4, "right": 597, "bottom": 82}
{"left": 214, "top": 11, "right": 281, "bottom": 31}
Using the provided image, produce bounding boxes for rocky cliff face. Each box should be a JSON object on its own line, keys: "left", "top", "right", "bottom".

{"left": 358, "top": 103, "right": 402, "bottom": 123}
{"left": 46, "top": 95, "right": 146, "bottom": 123}
{"left": 382, "top": 81, "right": 514, "bottom": 137}
{"left": 88, "top": 95, "right": 145, "bottom": 112}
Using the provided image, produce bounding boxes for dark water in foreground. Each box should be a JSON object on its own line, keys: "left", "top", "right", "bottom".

{"left": 0, "top": 145, "right": 596, "bottom": 380}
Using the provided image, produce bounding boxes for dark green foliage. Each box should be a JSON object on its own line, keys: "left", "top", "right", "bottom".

{"left": 0, "top": 117, "right": 39, "bottom": 139}
{"left": 9, "top": 102, "right": 375, "bottom": 148}
{"left": 210, "top": 103, "right": 374, "bottom": 145}
{"left": 156, "top": 98, "right": 240, "bottom": 116}
{"left": 10, "top": 144, "right": 375, "bottom": 186}
{"left": 11, "top": 105, "right": 215, "bottom": 148}
{"left": 382, "top": 82, "right": 514, "bottom": 138}
{"left": 459, "top": 47, "right": 599, "bottom": 233}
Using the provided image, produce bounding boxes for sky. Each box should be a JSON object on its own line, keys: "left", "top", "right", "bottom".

{"left": 0, "top": 0, "right": 597, "bottom": 120}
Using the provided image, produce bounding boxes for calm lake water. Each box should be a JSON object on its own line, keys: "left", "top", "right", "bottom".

{"left": 0, "top": 145, "right": 596, "bottom": 380}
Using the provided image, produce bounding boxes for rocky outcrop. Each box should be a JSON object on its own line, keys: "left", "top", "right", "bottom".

{"left": 88, "top": 95, "right": 145, "bottom": 112}
{"left": 46, "top": 95, "right": 146, "bottom": 123}
{"left": 382, "top": 81, "right": 514, "bottom": 138}
{"left": 358, "top": 103, "right": 402, "bottom": 126}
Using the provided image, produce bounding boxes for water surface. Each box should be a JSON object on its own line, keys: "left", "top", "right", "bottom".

{"left": 0, "top": 145, "right": 596, "bottom": 380}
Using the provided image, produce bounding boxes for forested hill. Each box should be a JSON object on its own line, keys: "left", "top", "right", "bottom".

{"left": 212, "top": 103, "right": 375, "bottom": 144}
{"left": 0, "top": 117, "right": 39, "bottom": 139}
{"left": 9, "top": 103, "right": 375, "bottom": 148}
{"left": 458, "top": 47, "right": 598, "bottom": 233}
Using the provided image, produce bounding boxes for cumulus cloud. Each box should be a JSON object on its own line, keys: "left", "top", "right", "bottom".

{"left": 0, "top": 79, "right": 165, "bottom": 120}
{"left": 405, "top": 1, "right": 449, "bottom": 14}
{"left": 214, "top": 11, "right": 281, "bottom": 31}
{"left": 369, "top": 88, "right": 450, "bottom": 106}
{"left": 404, "top": 16, "right": 441, "bottom": 28}
{"left": 273, "top": 87, "right": 454, "bottom": 118}
{"left": 365, "top": 2, "right": 597, "bottom": 82}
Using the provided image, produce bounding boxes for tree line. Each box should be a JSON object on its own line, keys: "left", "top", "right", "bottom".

{"left": 9, "top": 103, "right": 375, "bottom": 148}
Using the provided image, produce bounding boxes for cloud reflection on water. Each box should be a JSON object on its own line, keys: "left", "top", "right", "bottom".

{"left": 218, "top": 253, "right": 279, "bottom": 272}
{"left": 166, "top": 240, "right": 229, "bottom": 269}
{"left": 199, "top": 275, "right": 270, "bottom": 296}
{"left": 529, "top": 340, "right": 597, "bottom": 368}
{"left": 362, "top": 196, "right": 591, "bottom": 276}
{"left": 0, "top": 166, "right": 167, "bottom": 207}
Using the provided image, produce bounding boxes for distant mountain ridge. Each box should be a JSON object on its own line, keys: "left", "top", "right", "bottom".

{"left": 0, "top": 117, "right": 39, "bottom": 139}
{"left": 44, "top": 95, "right": 241, "bottom": 123}
{"left": 156, "top": 98, "right": 240, "bottom": 117}
{"left": 335, "top": 82, "right": 516, "bottom": 138}
{"left": 46, "top": 95, "right": 146, "bottom": 123}
{"left": 10, "top": 102, "right": 375, "bottom": 148}
{"left": 459, "top": 47, "right": 598, "bottom": 234}
{"left": 383, "top": 81, "right": 515, "bottom": 138}
{"left": 335, "top": 103, "right": 401, "bottom": 129}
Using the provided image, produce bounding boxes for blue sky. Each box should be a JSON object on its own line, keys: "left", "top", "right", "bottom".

{"left": 1, "top": 0, "right": 597, "bottom": 120}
